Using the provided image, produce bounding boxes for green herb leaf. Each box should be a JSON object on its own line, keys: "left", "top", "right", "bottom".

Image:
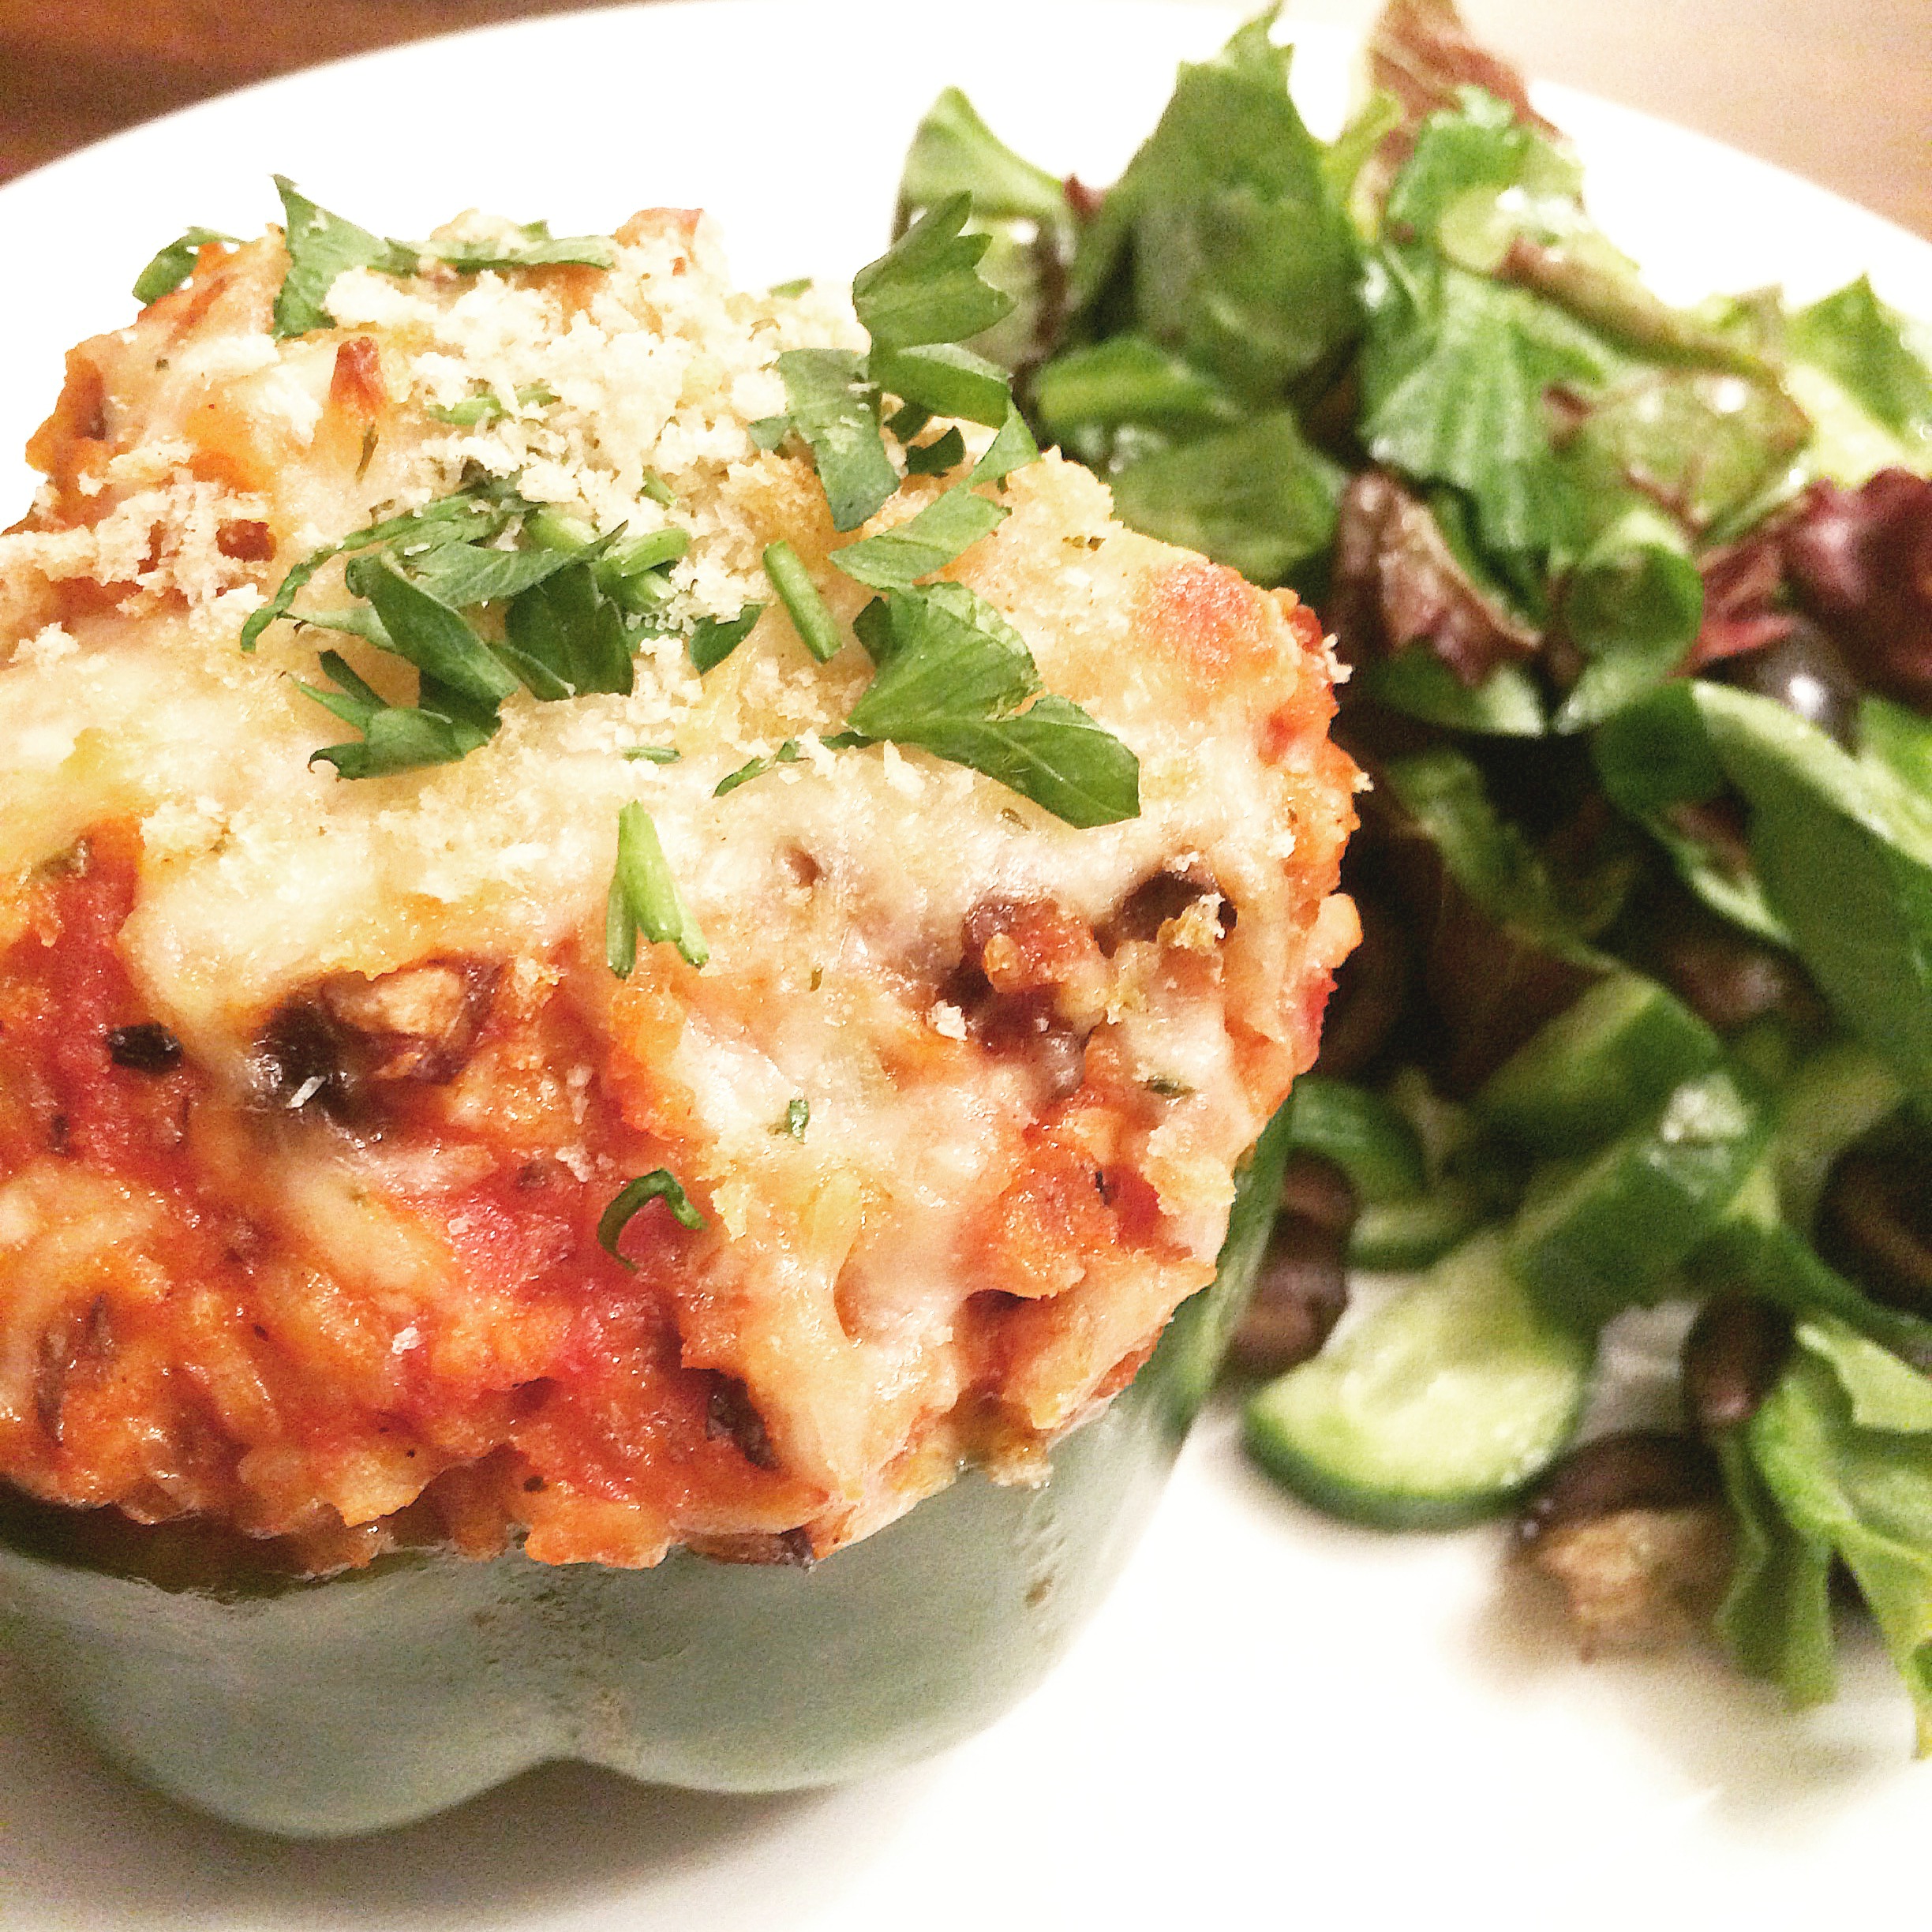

{"left": 775, "top": 349, "right": 897, "bottom": 532}
{"left": 867, "top": 342, "right": 1013, "bottom": 428}
{"left": 852, "top": 192, "right": 1016, "bottom": 352}
{"left": 239, "top": 485, "right": 512, "bottom": 651}
{"left": 606, "top": 800, "right": 707, "bottom": 975}
{"left": 623, "top": 744, "right": 680, "bottom": 763}
{"left": 831, "top": 486, "right": 1007, "bottom": 591}
{"left": 402, "top": 223, "right": 612, "bottom": 274}
{"left": 908, "top": 694, "right": 1143, "bottom": 829}
{"left": 342, "top": 553, "right": 520, "bottom": 710}
{"left": 769, "top": 276, "right": 814, "bottom": 299}
{"left": 893, "top": 89, "right": 1076, "bottom": 372}
{"left": 133, "top": 227, "right": 236, "bottom": 304}
{"left": 1106, "top": 411, "right": 1343, "bottom": 585}
{"left": 846, "top": 584, "right": 1139, "bottom": 827}
{"left": 886, "top": 402, "right": 934, "bottom": 442}
{"left": 271, "top": 177, "right": 414, "bottom": 338}
{"left": 297, "top": 650, "right": 496, "bottom": 779}
{"left": 597, "top": 1170, "right": 706, "bottom": 1266}
{"left": 402, "top": 537, "right": 578, "bottom": 609}
{"left": 781, "top": 1096, "right": 811, "bottom": 1139}
{"left": 968, "top": 404, "right": 1039, "bottom": 484}
{"left": 762, "top": 541, "right": 844, "bottom": 661}
{"left": 748, "top": 414, "right": 792, "bottom": 452}
{"left": 715, "top": 739, "right": 803, "bottom": 797}
{"left": 688, "top": 605, "right": 764, "bottom": 674}
{"left": 904, "top": 427, "right": 967, "bottom": 476}
{"left": 504, "top": 560, "right": 636, "bottom": 698}
{"left": 850, "top": 580, "right": 1036, "bottom": 706}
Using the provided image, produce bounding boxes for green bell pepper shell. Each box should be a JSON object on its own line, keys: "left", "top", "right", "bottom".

{"left": 0, "top": 1103, "right": 1294, "bottom": 1839}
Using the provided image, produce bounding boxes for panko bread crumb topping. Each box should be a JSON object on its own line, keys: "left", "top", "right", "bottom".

{"left": 0, "top": 192, "right": 1357, "bottom": 1571}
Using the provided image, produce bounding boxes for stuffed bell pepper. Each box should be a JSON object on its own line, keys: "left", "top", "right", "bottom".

{"left": 0, "top": 185, "right": 1358, "bottom": 1832}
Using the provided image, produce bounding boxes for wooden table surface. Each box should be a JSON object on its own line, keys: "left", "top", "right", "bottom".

{"left": 2, "top": 0, "right": 1927, "bottom": 239}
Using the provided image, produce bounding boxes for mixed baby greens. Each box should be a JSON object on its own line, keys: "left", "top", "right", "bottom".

{"left": 897, "top": 0, "right": 1932, "bottom": 1742}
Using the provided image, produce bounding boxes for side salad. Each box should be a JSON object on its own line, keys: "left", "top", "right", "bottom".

{"left": 895, "top": 0, "right": 1932, "bottom": 1744}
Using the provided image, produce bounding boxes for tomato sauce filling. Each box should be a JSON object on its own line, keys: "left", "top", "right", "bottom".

{"left": 0, "top": 829, "right": 819, "bottom": 1570}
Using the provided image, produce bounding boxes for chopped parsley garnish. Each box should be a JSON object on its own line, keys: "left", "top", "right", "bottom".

{"left": 852, "top": 193, "right": 1016, "bottom": 352}
{"left": 623, "top": 744, "right": 681, "bottom": 763}
{"left": 689, "top": 605, "right": 764, "bottom": 673}
{"left": 762, "top": 542, "right": 844, "bottom": 662}
{"left": 845, "top": 584, "right": 1140, "bottom": 826}
{"left": 501, "top": 558, "right": 638, "bottom": 698}
{"left": 251, "top": 470, "right": 699, "bottom": 770}
{"left": 399, "top": 222, "right": 612, "bottom": 275}
{"left": 776, "top": 350, "right": 898, "bottom": 532}
{"left": 271, "top": 180, "right": 612, "bottom": 339}
{"left": 240, "top": 485, "right": 515, "bottom": 653}
{"left": 769, "top": 276, "right": 814, "bottom": 298}
{"left": 597, "top": 1170, "right": 706, "bottom": 1266}
{"left": 249, "top": 157, "right": 1136, "bottom": 832}
{"left": 781, "top": 1097, "right": 811, "bottom": 1138}
{"left": 132, "top": 227, "right": 236, "bottom": 305}
{"left": 904, "top": 427, "right": 967, "bottom": 476}
{"left": 606, "top": 801, "right": 708, "bottom": 974}
{"left": 831, "top": 485, "right": 1007, "bottom": 591}
{"left": 428, "top": 381, "right": 557, "bottom": 428}
{"left": 714, "top": 739, "right": 804, "bottom": 797}
{"left": 298, "top": 650, "right": 496, "bottom": 779}
{"left": 272, "top": 178, "right": 414, "bottom": 338}
{"left": 868, "top": 342, "right": 1013, "bottom": 427}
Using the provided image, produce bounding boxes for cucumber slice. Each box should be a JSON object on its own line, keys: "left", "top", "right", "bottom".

{"left": 1507, "top": 1066, "right": 1771, "bottom": 1329}
{"left": 1285, "top": 1076, "right": 1427, "bottom": 1204}
{"left": 1243, "top": 1230, "right": 1593, "bottom": 1530}
{"left": 1475, "top": 971, "right": 1720, "bottom": 1156}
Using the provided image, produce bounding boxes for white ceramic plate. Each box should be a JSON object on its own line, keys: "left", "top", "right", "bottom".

{"left": 2, "top": 5, "right": 1930, "bottom": 1925}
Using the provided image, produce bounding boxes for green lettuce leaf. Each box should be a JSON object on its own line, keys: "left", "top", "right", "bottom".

{"left": 1106, "top": 412, "right": 1342, "bottom": 584}
{"left": 1067, "top": 9, "right": 1361, "bottom": 399}
{"left": 1789, "top": 276, "right": 1932, "bottom": 452}
{"left": 1750, "top": 1348, "right": 1932, "bottom": 1751}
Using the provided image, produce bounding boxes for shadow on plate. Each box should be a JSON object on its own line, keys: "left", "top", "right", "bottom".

{"left": 0, "top": 1659, "right": 934, "bottom": 1929}
{"left": 1465, "top": 1555, "right": 1914, "bottom": 1823}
